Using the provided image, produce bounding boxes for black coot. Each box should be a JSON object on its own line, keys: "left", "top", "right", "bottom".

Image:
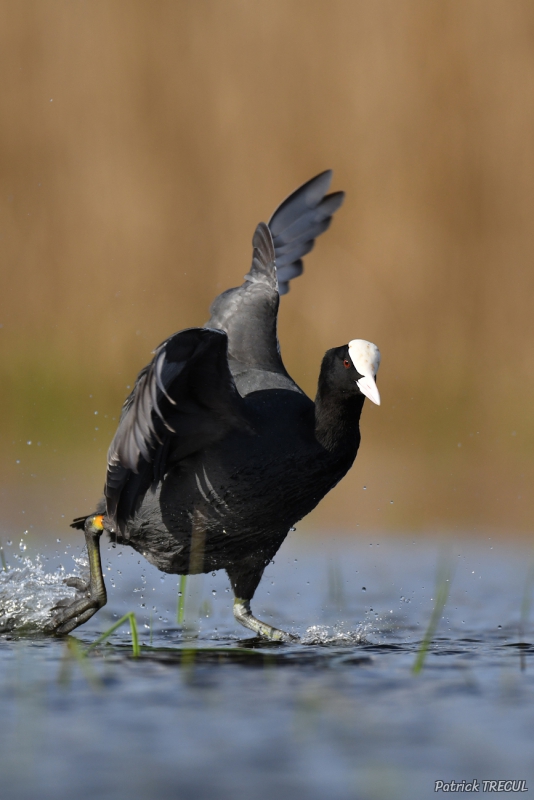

{"left": 52, "top": 171, "right": 381, "bottom": 641}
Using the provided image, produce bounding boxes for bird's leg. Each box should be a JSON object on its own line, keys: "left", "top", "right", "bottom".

{"left": 233, "top": 598, "right": 297, "bottom": 642}
{"left": 226, "top": 559, "right": 298, "bottom": 643}
{"left": 49, "top": 514, "right": 107, "bottom": 635}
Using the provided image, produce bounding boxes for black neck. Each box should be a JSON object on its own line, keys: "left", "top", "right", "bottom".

{"left": 314, "top": 382, "right": 364, "bottom": 455}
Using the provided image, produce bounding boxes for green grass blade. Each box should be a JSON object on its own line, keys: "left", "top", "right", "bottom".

{"left": 412, "top": 553, "right": 453, "bottom": 675}
{"left": 177, "top": 574, "right": 187, "bottom": 625}
{"left": 87, "top": 612, "right": 140, "bottom": 658}
{"left": 129, "top": 612, "right": 140, "bottom": 657}
{"left": 0, "top": 542, "right": 7, "bottom": 572}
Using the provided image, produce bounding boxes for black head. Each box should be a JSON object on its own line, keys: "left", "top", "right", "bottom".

{"left": 320, "top": 340, "right": 381, "bottom": 405}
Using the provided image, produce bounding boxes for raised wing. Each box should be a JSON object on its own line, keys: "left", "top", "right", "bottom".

{"left": 206, "top": 171, "right": 344, "bottom": 395}
{"left": 105, "top": 327, "right": 248, "bottom": 533}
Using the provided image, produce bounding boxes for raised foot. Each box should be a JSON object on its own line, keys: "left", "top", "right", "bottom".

{"left": 233, "top": 599, "right": 299, "bottom": 643}
{"left": 46, "top": 514, "right": 107, "bottom": 636}
{"left": 47, "top": 578, "right": 105, "bottom": 635}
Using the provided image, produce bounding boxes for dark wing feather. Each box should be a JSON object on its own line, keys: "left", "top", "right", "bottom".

{"left": 268, "top": 171, "right": 345, "bottom": 295}
{"left": 105, "top": 327, "right": 248, "bottom": 532}
{"left": 206, "top": 171, "right": 344, "bottom": 393}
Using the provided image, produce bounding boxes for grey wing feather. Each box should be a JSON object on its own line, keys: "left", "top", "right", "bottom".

{"left": 208, "top": 222, "right": 287, "bottom": 384}
{"left": 244, "top": 221, "right": 278, "bottom": 291}
{"left": 206, "top": 171, "right": 344, "bottom": 391}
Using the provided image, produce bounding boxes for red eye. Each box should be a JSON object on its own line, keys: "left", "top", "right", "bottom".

{"left": 343, "top": 359, "right": 351, "bottom": 369}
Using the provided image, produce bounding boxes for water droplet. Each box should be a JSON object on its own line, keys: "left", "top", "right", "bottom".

{"left": 56, "top": 538, "right": 61, "bottom": 543}
{"left": 19, "top": 542, "right": 27, "bottom": 552}
{"left": 363, "top": 486, "right": 367, "bottom": 490}
{"left": 390, "top": 500, "right": 394, "bottom": 504}
{"left": 362, "top": 587, "right": 366, "bottom": 591}
{"left": 7, "top": 540, "right": 12, "bottom": 546}
{"left": 290, "top": 526, "right": 296, "bottom": 532}
{"left": 26, "top": 441, "right": 32, "bottom": 445}
{"left": 211, "top": 571, "right": 216, "bottom": 577}
{"left": 212, "top": 590, "right": 216, "bottom": 596}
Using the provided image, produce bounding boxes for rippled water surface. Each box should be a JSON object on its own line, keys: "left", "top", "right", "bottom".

{"left": 1, "top": 532, "right": 534, "bottom": 800}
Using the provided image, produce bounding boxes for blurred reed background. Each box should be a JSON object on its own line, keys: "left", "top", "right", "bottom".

{"left": 1, "top": 0, "right": 534, "bottom": 541}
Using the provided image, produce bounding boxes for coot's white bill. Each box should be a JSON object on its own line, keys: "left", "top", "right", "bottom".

{"left": 356, "top": 374, "right": 380, "bottom": 406}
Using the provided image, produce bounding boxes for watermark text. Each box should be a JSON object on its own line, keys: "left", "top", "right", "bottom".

{"left": 435, "top": 780, "right": 528, "bottom": 793}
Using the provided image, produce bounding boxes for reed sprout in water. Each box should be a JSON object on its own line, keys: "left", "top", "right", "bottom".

{"left": 0, "top": 540, "right": 7, "bottom": 572}
{"left": 86, "top": 611, "right": 140, "bottom": 658}
{"left": 177, "top": 575, "right": 187, "bottom": 625}
{"left": 412, "top": 553, "right": 453, "bottom": 675}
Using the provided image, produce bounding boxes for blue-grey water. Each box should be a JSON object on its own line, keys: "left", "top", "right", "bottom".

{"left": 1, "top": 531, "right": 533, "bottom": 800}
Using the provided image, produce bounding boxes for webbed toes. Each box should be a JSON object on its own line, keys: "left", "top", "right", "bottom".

{"left": 54, "top": 606, "right": 99, "bottom": 635}
{"left": 47, "top": 594, "right": 101, "bottom": 635}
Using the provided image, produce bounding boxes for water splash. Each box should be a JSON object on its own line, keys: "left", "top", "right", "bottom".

{"left": 0, "top": 552, "right": 88, "bottom": 633}
{"left": 300, "top": 622, "right": 373, "bottom": 646}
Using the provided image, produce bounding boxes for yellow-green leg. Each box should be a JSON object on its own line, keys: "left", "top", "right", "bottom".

{"left": 49, "top": 515, "right": 108, "bottom": 635}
